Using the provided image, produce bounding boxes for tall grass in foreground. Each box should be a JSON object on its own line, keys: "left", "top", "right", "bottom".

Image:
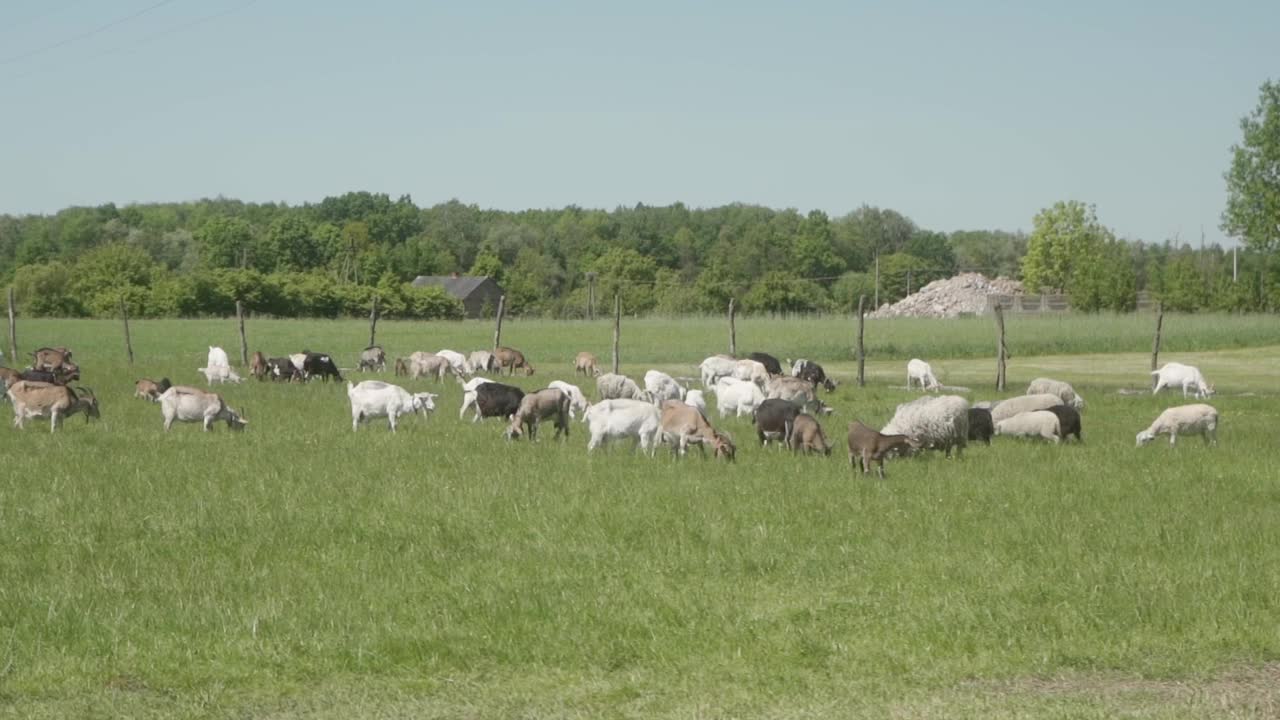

{"left": 10, "top": 312, "right": 1280, "bottom": 371}
{"left": 0, "top": 321, "right": 1278, "bottom": 718}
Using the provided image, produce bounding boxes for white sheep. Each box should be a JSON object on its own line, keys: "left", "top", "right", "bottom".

{"left": 1026, "top": 378, "right": 1086, "bottom": 410}
{"left": 1136, "top": 404, "right": 1219, "bottom": 447}
{"left": 989, "top": 393, "right": 1064, "bottom": 424}
{"left": 906, "top": 358, "right": 941, "bottom": 391}
{"left": 596, "top": 373, "right": 651, "bottom": 402}
{"left": 881, "top": 395, "right": 969, "bottom": 458}
{"left": 994, "top": 410, "right": 1062, "bottom": 443}
{"left": 1151, "top": 362, "right": 1214, "bottom": 399}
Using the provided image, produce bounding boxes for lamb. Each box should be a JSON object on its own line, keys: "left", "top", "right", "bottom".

{"left": 989, "top": 394, "right": 1064, "bottom": 424}
{"left": 548, "top": 380, "right": 590, "bottom": 420}
{"left": 643, "top": 369, "right": 686, "bottom": 405}
{"left": 906, "top": 358, "right": 941, "bottom": 391}
{"left": 1136, "top": 404, "right": 1219, "bottom": 447}
{"left": 1151, "top": 362, "right": 1215, "bottom": 399}
{"left": 596, "top": 373, "right": 651, "bottom": 402}
{"left": 788, "top": 413, "right": 831, "bottom": 455}
{"left": 505, "top": 388, "right": 570, "bottom": 441}
{"left": 881, "top": 395, "right": 969, "bottom": 458}
{"left": 847, "top": 421, "right": 920, "bottom": 478}
{"left": 995, "top": 410, "right": 1062, "bottom": 443}
{"left": 966, "top": 407, "right": 993, "bottom": 445}
{"left": 1026, "top": 377, "right": 1086, "bottom": 409}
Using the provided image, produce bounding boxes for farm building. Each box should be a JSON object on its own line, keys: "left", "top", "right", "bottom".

{"left": 411, "top": 274, "right": 505, "bottom": 318}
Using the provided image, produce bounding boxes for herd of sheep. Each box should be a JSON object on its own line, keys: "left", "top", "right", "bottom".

{"left": 3, "top": 344, "right": 1223, "bottom": 474}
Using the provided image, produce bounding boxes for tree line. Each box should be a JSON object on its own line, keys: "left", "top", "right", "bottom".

{"left": 0, "top": 195, "right": 1272, "bottom": 319}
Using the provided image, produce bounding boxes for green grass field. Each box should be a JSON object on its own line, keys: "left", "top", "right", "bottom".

{"left": 2, "top": 315, "right": 1278, "bottom": 718}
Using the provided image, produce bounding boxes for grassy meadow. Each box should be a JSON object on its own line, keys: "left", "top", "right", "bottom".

{"left": 1, "top": 314, "right": 1279, "bottom": 718}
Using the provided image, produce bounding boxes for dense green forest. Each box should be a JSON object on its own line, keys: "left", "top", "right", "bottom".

{"left": 0, "top": 194, "right": 1274, "bottom": 319}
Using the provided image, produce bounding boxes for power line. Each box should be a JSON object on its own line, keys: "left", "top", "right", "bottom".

{"left": 1, "top": 0, "right": 91, "bottom": 36}
{"left": 0, "top": 0, "right": 182, "bottom": 66}
{"left": 2, "top": 0, "right": 262, "bottom": 83}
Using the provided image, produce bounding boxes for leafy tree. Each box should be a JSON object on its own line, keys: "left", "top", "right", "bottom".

{"left": 792, "top": 210, "right": 845, "bottom": 279}
{"left": 469, "top": 250, "right": 504, "bottom": 282}
{"left": 591, "top": 247, "right": 658, "bottom": 313}
{"left": 1222, "top": 79, "right": 1280, "bottom": 253}
{"left": 876, "top": 252, "right": 932, "bottom": 304}
{"left": 12, "top": 261, "right": 84, "bottom": 316}
{"left": 196, "top": 217, "right": 255, "bottom": 269}
{"left": 1021, "top": 201, "right": 1113, "bottom": 293}
{"left": 742, "top": 271, "right": 827, "bottom": 314}
{"left": 265, "top": 215, "right": 322, "bottom": 271}
{"left": 1161, "top": 253, "right": 1209, "bottom": 311}
{"left": 830, "top": 272, "right": 876, "bottom": 311}
{"left": 904, "top": 230, "right": 956, "bottom": 273}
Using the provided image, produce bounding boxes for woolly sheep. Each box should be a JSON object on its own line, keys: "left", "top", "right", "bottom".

{"left": 1026, "top": 377, "right": 1086, "bottom": 410}
{"left": 881, "top": 395, "right": 969, "bottom": 458}
{"left": 644, "top": 369, "right": 686, "bottom": 405}
{"left": 684, "top": 389, "right": 707, "bottom": 415}
{"left": 1151, "top": 362, "right": 1215, "bottom": 399}
{"left": 989, "top": 393, "right": 1064, "bottom": 424}
{"left": 906, "top": 358, "right": 941, "bottom": 391}
{"left": 596, "top": 373, "right": 651, "bottom": 402}
{"left": 967, "top": 407, "right": 993, "bottom": 445}
{"left": 995, "top": 410, "right": 1062, "bottom": 443}
{"left": 1136, "top": 404, "right": 1219, "bottom": 447}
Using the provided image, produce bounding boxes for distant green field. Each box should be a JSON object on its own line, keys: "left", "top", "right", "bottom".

{"left": 1, "top": 316, "right": 1278, "bottom": 718}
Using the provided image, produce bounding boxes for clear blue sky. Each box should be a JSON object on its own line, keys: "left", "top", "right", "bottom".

{"left": 1, "top": 0, "right": 1275, "bottom": 247}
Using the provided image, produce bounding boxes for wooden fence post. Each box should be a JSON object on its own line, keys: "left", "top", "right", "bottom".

{"left": 728, "top": 298, "right": 737, "bottom": 356}
{"left": 493, "top": 294, "right": 506, "bottom": 351}
{"left": 368, "top": 294, "right": 380, "bottom": 348}
{"left": 612, "top": 293, "right": 621, "bottom": 374}
{"left": 120, "top": 295, "right": 134, "bottom": 365}
{"left": 856, "top": 294, "right": 866, "bottom": 387}
{"left": 236, "top": 300, "right": 249, "bottom": 366}
{"left": 586, "top": 272, "right": 596, "bottom": 321}
{"left": 1151, "top": 302, "right": 1164, "bottom": 387}
{"left": 6, "top": 287, "right": 16, "bottom": 364}
{"left": 994, "top": 302, "right": 1007, "bottom": 391}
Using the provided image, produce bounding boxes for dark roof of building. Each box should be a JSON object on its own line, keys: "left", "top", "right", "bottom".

{"left": 410, "top": 275, "right": 499, "bottom": 298}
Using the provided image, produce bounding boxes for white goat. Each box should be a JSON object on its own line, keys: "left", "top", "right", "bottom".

{"left": 906, "top": 358, "right": 941, "bottom": 391}
{"left": 584, "top": 399, "right": 663, "bottom": 455}
{"left": 548, "top": 380, "right": 591, "bottom": 420}
{"left": 1151, "top": 362, "right": 1214, "bottom": 399}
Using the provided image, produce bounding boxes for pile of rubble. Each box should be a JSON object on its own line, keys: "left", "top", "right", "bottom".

{"left": 869, "top": 273, "right": 1023, "bottom": 319}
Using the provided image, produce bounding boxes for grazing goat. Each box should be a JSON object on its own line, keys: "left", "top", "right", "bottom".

{"left": 584, "top": 399, "right": 662, "bottom": 455}
{"left": 659, "top": 400, "right": 735, "bottom": 460}
{"left": 358, "top": 346, "right": 386, "bottom": 373}
{"left": 7, "top": 381, "right": 99, "bottom": 432}
{"left": 494, "top": 346, "right": 535, "bottom": 376}
{"left": 847, "top": 421, "right": 919, "bottom": 478}
{"left": 906, "top": 358, "right": 941, "bottom": 391}
{"left": 435, "top": 349, "right": 471, "bottom": 377}
{"left": 765, "top": 376, "right": 830, "bottom": 415}
{"left": 699, "top": 355, "right": 738, "bottom": 388}
{"left": 1136, "top": 404, "right": 1219, "bottom": 447}
{"left": 714, "top": 377, "right": 765, "bottom": 418}
{"left": 789, "top": 413, "right": 832, "bottom": 455}
{"left": 505, "top": 388, "right": 571, "bottom": 441}
{"left": 575, "top": 352, "right": 602, "bottom": 377}
{"left": 1151, "top": 362, "right": 1215, "bottom": 399}
{"left": 347, "top": 381, "right": 432, "bottom": 432}
{"left": 134, "top": 377, "right": 172, "bottom": 402}
{"left": 754, "top": 398, "right": 801, "bottom": 447}
{"left": 158, "top": 386, "right": 247, "bottom": 432}
{"left": 548, "top": 380, "right": 590, "bottom": 420}
{"left": 747, "top": 352, "right": 783, "bottom": 376}
{"left": 250, "top": 351, "right": 269, "bottom": 380}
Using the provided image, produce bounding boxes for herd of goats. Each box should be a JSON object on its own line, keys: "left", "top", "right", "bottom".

{"left": 0, "top": 343, "right": 1222, "bottom": 476}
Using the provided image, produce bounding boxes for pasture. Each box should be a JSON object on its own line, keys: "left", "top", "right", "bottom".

{"left": 2, "top": 315, "right": 1279, "bottom": 719}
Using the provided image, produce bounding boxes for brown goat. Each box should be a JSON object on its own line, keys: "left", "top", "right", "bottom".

{"left": 847, "top": 420, "right": 919, "bottom": 479}
{"left": 660, "top": 400, "right": 735, "bottom": 461}
{"left": 7, "top": 381, "right": 99, "bottom": 432}
{"left": 574, "top": 352, "right": 601, "bottom": 377}
{"left": 394, "top": 358, "right": 409, "bottom": 377}
{"left": 495, "top": 346, "right": 535, "bottom": 376}
{"left": 789, "top": 413, "right": 831, "bottom": 455}
{"left": 250, "top": 351, "right": 268, "bottom": 381}
{"left": 505, "top": 388, "right": 570, "bottom": 441}
{"left": 0, "top": 366, "right": 20, "bottom": 389}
